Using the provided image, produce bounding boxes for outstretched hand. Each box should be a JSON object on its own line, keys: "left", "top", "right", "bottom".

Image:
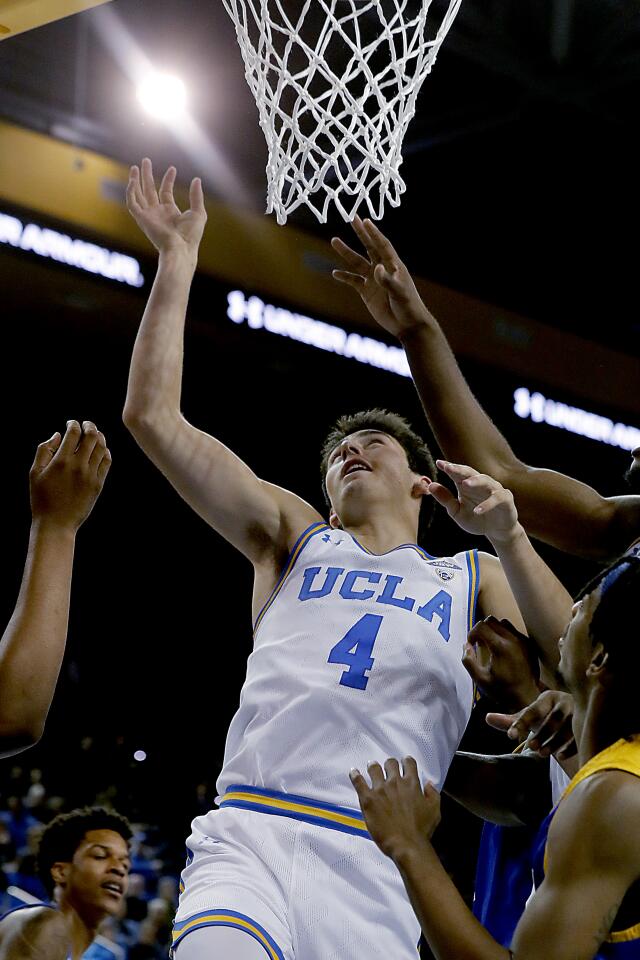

{"left": 30, "top": 421, "right": 111, "bottom": 532}
{"left": 486, "top": 689, "right": 576, "bottom": 760}
{"left": 349, "top": 757, "right": 440, "bottom": 861}
{"left": 429, "top": 460, "right": 522, "bottom": 545}
{"left": 331, "top": 217, "right": 431, "bottom": 340}
{"left": 126, "top": 158, "right": 207, "bottom": 257}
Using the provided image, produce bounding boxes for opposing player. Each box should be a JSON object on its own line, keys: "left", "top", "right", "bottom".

{"left": 0, "top": 422, "right": 111, "bottom": 757}
{"left": 0, "top": 807, "right": 131, "bottom": 960}
{"left": 332, "top": 217, "right": 640, "bottom": 560}
{"left": 351, "top": 553, "right": 640, "bottom": 960}
{"left": 124, "top": 159, "right": 527, "bottom": 960}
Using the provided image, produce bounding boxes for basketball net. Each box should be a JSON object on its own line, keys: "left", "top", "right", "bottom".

{"left": 222, "top": 0, "right": 463, "bottom": 224}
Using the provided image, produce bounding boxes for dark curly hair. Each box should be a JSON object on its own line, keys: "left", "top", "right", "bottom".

{"left": 320, "top": 409, "right": 437, "bottom": 541}
{"left": 36, "top": 806, "right": 132, "bottom": 897}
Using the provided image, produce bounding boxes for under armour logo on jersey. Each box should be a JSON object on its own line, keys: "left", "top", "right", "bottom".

{"left": 322, "top": 534, "right": 343, "bottom": 544}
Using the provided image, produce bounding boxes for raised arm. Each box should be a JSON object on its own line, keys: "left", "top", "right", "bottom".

{"left": 428, "top": 461, "right": 573, "bottom": 684}
{"left": 332, "top": 219, "right": 640, "bottom": 560}
{"left": 123, "top": 160, "right": 319, "bottom": 567}
{"left": 0, "top": 422, "right": 110, "bottom": 757}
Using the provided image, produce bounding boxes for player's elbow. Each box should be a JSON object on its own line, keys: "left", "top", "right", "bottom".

{"left": 122, "top": 402, "right": 161, "bottom": 440}
{"left": 0, "top": 715, "right": 44, "bottom": 758}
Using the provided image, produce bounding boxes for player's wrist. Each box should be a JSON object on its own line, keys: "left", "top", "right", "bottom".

{"left": 30, "top": 514, "right": 80, "bottom": 541}
{"left": 388, "top": 835, "right": 432, "bottom": 868}
{"left": 487, "top": 522, "right": 526, "bottom": 550}
{"left": 396, "top": 311, "right": 435, "bottom": 345}
{"left": 158, "top": 243, "right": 199, "bottom": 271}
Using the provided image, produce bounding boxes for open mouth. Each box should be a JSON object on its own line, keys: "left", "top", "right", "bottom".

{"left": 101, "top": 882, "right": 124, "bottom": 898}
{"left": 341, "top": 459, "right": 371, "bottom": 479}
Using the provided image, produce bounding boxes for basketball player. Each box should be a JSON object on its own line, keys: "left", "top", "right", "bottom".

{"left": 351, "top": 553, "right": 640, "bottom": 959}
{"left": 124, "top": 159, "right": 528, "bottom": 960}
{"left": 0, "top": 421, "right": 111, "bottom": 758}
{"left": 332, "top": 217, "right": 640, "bottom": 560}
{"left": 0, "top": 807, "right": 131, "bottom": 960}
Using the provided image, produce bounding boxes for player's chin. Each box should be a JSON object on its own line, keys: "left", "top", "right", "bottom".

{"left": 94, "top": 887, "right": 125, "bottom": 914}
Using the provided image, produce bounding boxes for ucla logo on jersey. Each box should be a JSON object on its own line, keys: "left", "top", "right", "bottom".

{"left": 297, "top": 565, "right": 453, "bottom": 641}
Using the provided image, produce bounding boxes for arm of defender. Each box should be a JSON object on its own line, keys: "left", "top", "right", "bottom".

{"left": 123, "top": 160, "right": 320, "bottom": 561}
{"left": 0, "top": 908, "right": 70, "bottom": 960}
{"left": 432, "top": 463, "right": 572, "bottom": 683}
{"left": 510, "top": 770, "right": 640, "bottom": 960}
{"left": 0, "top": 423, "right": 110, "bottom": 756}
{"left": 332, "top": 218, "right": 640, "bottom": 560}
{"left": 443, "top": 751, "right": 551, "bottom": 827}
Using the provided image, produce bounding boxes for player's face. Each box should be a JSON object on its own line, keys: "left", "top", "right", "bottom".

{"left": 556, "top": 588, "right": 600, "bottom": 693}
{"left": 63, "top": 829, "right": 130, "bottom": 918}
{"left": 324, "top": 430, "right": 421, "bottom": 517}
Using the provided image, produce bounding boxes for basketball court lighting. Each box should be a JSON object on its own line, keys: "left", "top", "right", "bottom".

{"left": 91, "top": 3, "right": 249, "bottom": 205}
{"left": 133, "top": 749, "right": 147, "bottom": 762}
{"left": 137, "top": 72, "right": 188, "bottom": 122}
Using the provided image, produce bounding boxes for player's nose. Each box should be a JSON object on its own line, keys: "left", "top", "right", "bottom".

{"left": 340, "top": 437, "right": 363, "bottom": 458}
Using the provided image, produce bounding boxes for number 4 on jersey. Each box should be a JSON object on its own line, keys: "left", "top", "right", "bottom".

{"left": 327, "top": 614, "right": 383, "bottom": 690}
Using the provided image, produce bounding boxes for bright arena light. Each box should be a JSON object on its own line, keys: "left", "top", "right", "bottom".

{"left": 133, "top": 749, "right": 147, "bottom": 762}
{"left": 137, "top": 73, "right": 187, "bottom": 121}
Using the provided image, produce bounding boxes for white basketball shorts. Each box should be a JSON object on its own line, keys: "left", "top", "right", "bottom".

{"left": 171, "top": 785, "right": 421, "bottom": 959}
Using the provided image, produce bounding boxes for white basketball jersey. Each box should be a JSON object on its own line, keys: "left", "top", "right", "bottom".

{"left": 217, "top": 522, "right": 479, "bottom": 808}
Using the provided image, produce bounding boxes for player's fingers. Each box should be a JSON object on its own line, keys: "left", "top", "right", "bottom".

{"left": 76, "top": 421, "right": 100, "bottom": 464}
{"left": 190, "top": 176, "right": 206, "bottom": 216}
{"left": 126, "top": 168, "right": 145, "bottom": 211}
{"left": 534, "top": 717, "right": 575, "bottom": 758}
{"left": 351, "top": 215, "right": 381, "bottom": 263}
{"left": 31, "top": 433, "right": 62, "bottom": 471}
{"left": 436, "top": 460, "right": 478, "bottom": 483}
{"left": 330, "top": 236, "right": 371, "bottom": 272}
{"left": 426, "top": 482, "right": 459, "bottom": 516}
{"left": 57, "top": 420, "right": 83, "bottom": 456}
{"left": 332, "top": 270, "right": 366, "bottom": 288}
{"left": 140, "top": 157, "right": 158, "bottom": 205}
{"left": 96, "top": 448, "right": 112, "bottom": 485}
{"left": 384, "top": 758, "right": 401, "bottom": 781}
{"left": 88, "top": 431, "right": 107, "bottom": 470}
{"left": 362, "top": 218, "right": 400, "bottom": 269}
{"left": 473, "top": 493, "right": 505, "bottom": 515}
{"left": 367, "top": 760, "right": 385, "bottom": 787}
{"left": 158, "top": 165, "right": 177, "bottom": 204}
{"left": 461, "top": 642, "right": 488, "bottom": 686}
{"left": 349, "top": 768, "right": 370, "bottom": 798}
{"left": 485, "top": 711, "right": 517, "bottom": 733}
{"left": 402, "top": 756, "right": 419, "bottom": 781}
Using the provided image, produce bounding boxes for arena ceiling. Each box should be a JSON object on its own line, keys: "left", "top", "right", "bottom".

{"left": 1, "top": 0, "right": 639, "bottom": 351}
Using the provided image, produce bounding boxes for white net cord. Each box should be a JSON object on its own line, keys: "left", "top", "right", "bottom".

{"left": 222, "top": 0, "right": 464, "bottom": 224}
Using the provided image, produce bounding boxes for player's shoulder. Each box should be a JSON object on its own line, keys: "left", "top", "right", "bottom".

{"left": 550, "top": 766, "right": 640, "bottom": 870}
{"left": 0, "top": 903, "right": 64, "bottom": 953}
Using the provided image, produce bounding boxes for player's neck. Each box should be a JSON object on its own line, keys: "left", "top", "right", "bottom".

{"left": 340, "top": 513, "right": 419, "bottom": 555}
{"left": 60, "top": 901, "right": 97, "bottom": 959}
{"left": 575, "top": 695, "right": 628, "bottom": 768}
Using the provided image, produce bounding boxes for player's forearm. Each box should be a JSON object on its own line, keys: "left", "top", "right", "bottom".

{"left": 399, "top": 319, "right": 520, "bottom": 479}
{"left": 489, "top": 526, "right": 572, "bottom": 678}
{"left": 0, "top": 520, "right": 76, "bottom": 754}
{"left": 124, "top": 248, "right": 197, "bottom": 429}
{"left": 393, "top": 841, "right": 509, "bottom": 960}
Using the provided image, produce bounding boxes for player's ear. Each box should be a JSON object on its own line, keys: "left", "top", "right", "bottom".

{"left": 586, "top": 642, "right": 609, "bottom": 682}
{"left": 329, "top": 509, "right": 342, "bottom": 529}
{"left": 411, "top": 476, "right": 431, "bottom": 499}
{"left": 51, "top": 861, "right": 70, "bottom": 888}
